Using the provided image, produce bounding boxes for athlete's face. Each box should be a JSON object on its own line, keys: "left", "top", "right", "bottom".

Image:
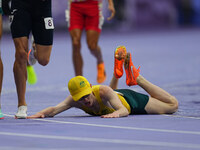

{"left": 79, "top": 93, "right": 93, "bottom": 107}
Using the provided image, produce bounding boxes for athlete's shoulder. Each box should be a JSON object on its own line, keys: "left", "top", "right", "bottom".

{"left": 99, "top": 85, "right": 113, "bottom": 95}
{"left": 93, "top": 84, "right": 109, "bottom": 90}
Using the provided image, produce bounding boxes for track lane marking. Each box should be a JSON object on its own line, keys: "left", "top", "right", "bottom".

{"left": 4, "top": 114, "right": 200, "bottom": 135}
{"left": 0, "top": 131, "right": 200, "bottom": 149}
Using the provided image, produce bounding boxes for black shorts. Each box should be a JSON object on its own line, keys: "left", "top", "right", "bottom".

{"left": 10, "top": 0, "right": 54, "bottom": 45}
{"left": 115, "top": 89, "right": 149, "bottom": 114}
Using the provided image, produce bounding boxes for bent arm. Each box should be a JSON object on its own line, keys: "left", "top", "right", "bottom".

{"left": 100, "top": 86, "right": 129, "bottom": 118}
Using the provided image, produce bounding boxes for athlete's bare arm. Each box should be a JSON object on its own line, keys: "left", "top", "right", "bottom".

{"left": 27, "top": 95, "right": 76, "bottom": 119}
{"left": 107, "top": 0, "right": 115, "bottom": 21}
{"left": 99, "top": 85, "right": 129, "bottom": 118}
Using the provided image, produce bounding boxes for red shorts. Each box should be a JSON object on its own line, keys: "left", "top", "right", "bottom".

{"left": 67, "top": 0, "right": 104, "bottom": 33}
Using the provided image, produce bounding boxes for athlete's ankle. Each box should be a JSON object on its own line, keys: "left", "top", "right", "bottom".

{"left": 136, "top": 75, "right": 145, "bottom": 85}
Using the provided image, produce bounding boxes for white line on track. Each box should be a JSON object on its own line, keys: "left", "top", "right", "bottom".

{"left": 4, "top": 114, "right": 200, "bottom": 135}
{"left": 0, "top": 147, "right": 68, "bottom": 150}
{"left": 0, "top": 131, "right": 200, "bottom": 149}
{"left": 163, "top": 114, "right": 200, "bottom": 120}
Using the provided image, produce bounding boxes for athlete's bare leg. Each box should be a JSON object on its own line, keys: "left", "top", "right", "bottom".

{"left": 13, "top": 37, "right": 52, "bottom": 107}
{"left": 0, "top": 55, "right": 3, "bottom": 107}
{"left": 86, "top": 30, "right": 103, "bottom": 64}
{"left": 86, "top": 30, "right": 106, "bottom": 83}
{"left": 0, "top": 14, "right": 4, "bottom": 118}
{"left": 110, "top": 72, "right": 178, "bottom": 114}
{"left": 0, "top": 57, "right": 3, "bottom": 98}
{"left": 35, "top": 44, "right": 52, "bottom": 66}
{"left": 70, "top": 29, "right": 83, "bottom": 76}
{"left": 137, "top": 75, "right": 178, "bottom": 114}
{"left": 109, "top": 75, "right": 119, "bottom": 90}
{"left": 0, "top": 54, "right": 3, "bottom": 111}
{"left": 13, "top": 37, "right": 29, "bottom": 107}
{"left": 0, "top": 14, "right": 3, "bottom": 101}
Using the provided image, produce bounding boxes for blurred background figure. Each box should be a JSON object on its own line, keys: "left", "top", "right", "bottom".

{"left": 175, "top": 0, "right": 200, "bottom": 26}
{"left": 176, "top": 0, "right": 194, "bottom": 25}
{"left": 2, "top": 0, "right": 200, "bottom": 33}
{"left": 65, "top": 0, "right": 115, "bottom": 84}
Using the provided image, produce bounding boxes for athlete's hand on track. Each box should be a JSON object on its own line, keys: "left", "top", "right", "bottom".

{"left": 101, "top": 112, "right": 119, "bottom": 118}
{"left": 27, "top": 113, "right": 45, "bottom": 119}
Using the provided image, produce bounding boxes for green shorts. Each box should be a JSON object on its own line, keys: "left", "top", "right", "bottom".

{"left": 115, "top": 89, "right": 149, "bottom": 114}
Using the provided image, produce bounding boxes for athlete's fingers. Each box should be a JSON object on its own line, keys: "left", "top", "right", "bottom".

{"left": 107, "top": 11, "right": 115, "bottom": 21}
{"left": 107, "top": 6, "right": 115, "bottom": 21}
{"left": 27, "top": 113, "right": 44, "bottom": 119}
{"left": 101, "top": 114, "right": 119, "bottom": 118}
{"left": 27, "top": 115, "right": 38, "bottom": 119}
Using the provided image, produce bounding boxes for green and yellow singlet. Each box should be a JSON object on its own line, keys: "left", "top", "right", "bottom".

{"left": 82, "top": 85, "right": 131, "bottom": 116}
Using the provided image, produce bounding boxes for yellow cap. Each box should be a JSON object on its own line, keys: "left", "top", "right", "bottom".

{"left": 68, "top": 76, "right": 92, "bottom": 101}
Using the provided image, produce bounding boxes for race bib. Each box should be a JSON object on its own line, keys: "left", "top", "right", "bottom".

{"left": 44, "top": 17, "right": 54, "bottom": 29}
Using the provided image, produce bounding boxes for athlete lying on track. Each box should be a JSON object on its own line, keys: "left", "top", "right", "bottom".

{"left": 28, "top": 46, "right": 178, "bottom": 119}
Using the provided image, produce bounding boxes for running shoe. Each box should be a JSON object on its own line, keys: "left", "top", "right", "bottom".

{"left": 27, "top": 65, "right": 37, "bottom": 85}
{"left": 97, "top": 62, "right": 106, "bottom": 83}
{"left": 114, "top": 46, "right": 127, "bottom": 78}
{"left": 0, "top": 109, "right": 4, "bottom": 119}
{"left": 15, "top": 106, "right": 27, "bottom": 119}
{"left": 27, "top": 49, "right": 37, "bottom": 65}
{"left": 124, "top": 52, "right": 140, "bottom": 86}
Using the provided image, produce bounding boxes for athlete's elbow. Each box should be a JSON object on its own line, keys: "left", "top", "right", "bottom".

{"left": 120, "top": 109, "right": 129, "bottom": 117}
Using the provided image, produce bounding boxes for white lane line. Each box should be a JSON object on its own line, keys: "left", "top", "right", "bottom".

{"left": 0, "top": 131, "right": 200, "bottom": 149}
{"left": 0, "top": 123, "right": 53, "bottom": 125}
{"left": 163, "top": 114, "right": 200, "bottom": 120}
{"left": 0, "top": 147, "right": 68, "bottom": 150}
{"left": 4, "top": 114, "right": 200, "bottom": 135}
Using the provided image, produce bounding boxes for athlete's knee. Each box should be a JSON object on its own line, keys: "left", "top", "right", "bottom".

{"left": 15, "top": 50, "right": 27, "bottom": 64}
{"left": 37, "top": 57, "right": 50, "bottom": 66}
{"left": 72, "top": 38, "right": 81, "bottom": 49}
{"left": 14, "top": 41, "right": 28, "bottom": 63}
{"left": 88, "top": 42, "right": 98, "bottom": 51}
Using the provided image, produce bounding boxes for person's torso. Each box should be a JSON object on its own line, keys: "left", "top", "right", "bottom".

{"left": 82, "top": 85, "right": 131, "bottom": 116}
